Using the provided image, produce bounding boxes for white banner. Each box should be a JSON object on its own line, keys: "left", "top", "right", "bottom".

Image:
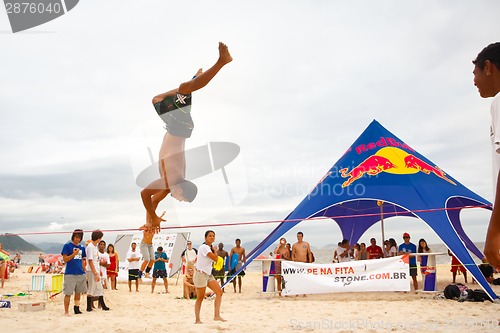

{"left": 281, "top": 255, "right": 410, "bottom": 295}
{"left": 115, "top": 232, "right": 188, "bottom": 280}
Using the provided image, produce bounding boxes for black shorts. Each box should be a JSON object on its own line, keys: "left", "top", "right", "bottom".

{"left": 128, "top": 269, "right": 140, "bottom": 281}
{"left": 212, "top": 268, "right": 226, "bottom": 279}
{"left": 153, "top": 269, "right": 167, "bottom": 279}
{"left": 230, "top": 269, "right": 245, "bottom": 277}
{"left": 154, "top": 93, "right": 193, "bottom": 138}
{"left": 409, "top": 265, "right": 417, "bottom": 277}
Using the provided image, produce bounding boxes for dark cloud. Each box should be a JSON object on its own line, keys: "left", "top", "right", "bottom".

{"left": 0, "top": 157, "right": 138, "bottom": 201}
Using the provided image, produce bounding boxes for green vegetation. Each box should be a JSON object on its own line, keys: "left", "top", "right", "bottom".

{"left": 0, "top": 234, "right": 41, "bottom": 252}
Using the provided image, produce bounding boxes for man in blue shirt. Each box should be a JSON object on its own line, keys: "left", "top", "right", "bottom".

{"left": 398, "top": 232, "right": 418, "bottom": 291}
{"left": 151, "top": 246, "right": 169, "bottom": 293}
{"left": 61, "top": 229, "right": 86, "bottom": 316}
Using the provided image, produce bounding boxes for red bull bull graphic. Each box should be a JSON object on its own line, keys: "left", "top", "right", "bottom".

{"left": 339, "top": 147, "right": 456, "bottom": 187}
{"left": 403, "top": 155, "right": 455, "bottom": 185}
{"left": 339, "top": 156, "right": 396, "bottom": 187}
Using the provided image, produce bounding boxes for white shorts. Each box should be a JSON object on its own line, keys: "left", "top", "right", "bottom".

{"left": 86, "top": 271, "right": 104, "bottom": 297}
{"left": 193, "top": 270, "right": 215, "bottom": 288}
{"left": 140, "top": 241, "right": 154, "bottom": 261}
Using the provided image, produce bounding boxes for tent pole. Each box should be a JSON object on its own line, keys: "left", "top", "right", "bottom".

{"left": 378, "top": 200, "right": 385, "bottom": 247}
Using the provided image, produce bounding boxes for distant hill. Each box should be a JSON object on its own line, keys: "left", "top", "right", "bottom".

{"left": 0, "top": 234, "right": 42, "bottom": 252}
{"left": 35, "top": 242, "right": 65, "bottom": 254}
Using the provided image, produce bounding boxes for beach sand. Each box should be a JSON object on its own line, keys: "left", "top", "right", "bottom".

{"left": 1, "top": 265, "right": 499, "bottom": 333}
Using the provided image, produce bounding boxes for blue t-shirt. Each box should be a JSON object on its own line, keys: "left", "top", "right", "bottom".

{"left": 153, "top": 252, "right": 168, "bottom": 271}
{"left": 61, "top": 241, "right": 86, "bottom": 275}
{"left": 398, "top": 242, "right": 417, "bottom": 266}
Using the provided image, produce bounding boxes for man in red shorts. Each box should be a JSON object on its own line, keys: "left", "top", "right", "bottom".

{"left": 448, "top": 249, "right": 468, "bottom": 283}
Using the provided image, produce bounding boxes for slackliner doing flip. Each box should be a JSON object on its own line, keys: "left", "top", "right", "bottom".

{"left": 141, "top": 42, "right": 233, "bottom": 232}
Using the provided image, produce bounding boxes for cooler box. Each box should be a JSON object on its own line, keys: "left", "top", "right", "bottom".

{"left": 18, "top": 301, "right": 46, "bottom": 312}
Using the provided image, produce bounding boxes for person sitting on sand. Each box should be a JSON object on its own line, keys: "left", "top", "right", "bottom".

{"left": 183, "top": 265, "right": 196, "bottom": 299}
{"left": 141, "top": 42, "right": 233, "bottom": 233}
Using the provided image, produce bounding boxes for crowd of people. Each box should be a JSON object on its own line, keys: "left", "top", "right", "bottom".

{"left": 266, "top": 231, "right": 500, "bottom": 293}
{"left": 0, "top": 243, "right": 21, "bottom": 287}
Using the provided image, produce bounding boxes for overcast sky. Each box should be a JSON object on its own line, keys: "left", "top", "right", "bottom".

{"left": 1, "top": 1, "right": 500, "bottom": 249}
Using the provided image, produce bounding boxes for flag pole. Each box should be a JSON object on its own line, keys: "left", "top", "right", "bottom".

{"left": 377, "top": 200, "right": 385, "bottom": 247}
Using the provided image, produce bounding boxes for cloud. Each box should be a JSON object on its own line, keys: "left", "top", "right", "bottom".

{"left": 1, "top": 0, "right": 500, "bottom": 246}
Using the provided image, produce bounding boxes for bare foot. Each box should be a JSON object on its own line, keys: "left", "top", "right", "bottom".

{"left": 195, "top": 320, "right": 203, "bottom": 324}
{"left": 214, "top": 316, "right": 227, "bottom": 322}
{"left": 64, "top": 313, "right": 70, "bottom": 317}
{"left": 218, "top": 42, "right": 233, "bottom": 65}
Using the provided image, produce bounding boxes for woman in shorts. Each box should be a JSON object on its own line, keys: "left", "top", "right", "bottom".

{"left": 194, "top": 230, "right": 225, "bottom": 324}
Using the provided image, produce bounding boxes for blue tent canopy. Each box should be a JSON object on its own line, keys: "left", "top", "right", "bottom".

{"left": 227, "top": 120, "right": 497, "bottom": 300}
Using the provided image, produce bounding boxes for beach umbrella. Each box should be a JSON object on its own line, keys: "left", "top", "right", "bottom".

{"left": 43, "top": 254, "right": 62, "bottom": 264}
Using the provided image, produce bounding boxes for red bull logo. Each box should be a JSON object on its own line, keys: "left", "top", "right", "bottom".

{"left": 339, "top": 147, "right": 456, "bottom": 187}
{"left": 403, "top": 155, "right": 455, "bottom": 185}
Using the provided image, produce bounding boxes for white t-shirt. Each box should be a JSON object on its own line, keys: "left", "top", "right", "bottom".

{"left": 127, "top": 249, "right": 141, "bottom": 270}
{"left": 195, "top": 244, "right": 214, "bottom": 275}
{"left": 98, "top": 252, "right": 110, "bottom": 278}
{"left": 337, "top": 246, "right": 351, "bottom": 263}
{"left": 490, "top": 92, "right": 500, "bottom": 201}
{"left": 86, "top": 242, "right": 99, "bottom": 272}
{"left": 385, "top": 246, "right": 397, "bottom": 257}
{"left": 183, "top": 248, "right": 197, "bottom": 264}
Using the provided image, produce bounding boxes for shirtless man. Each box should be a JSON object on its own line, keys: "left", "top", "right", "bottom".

{"left": 292, "top": 232, "right": 312, "bottom": 263}
{"left": 214, "top": 243, "right": 229, "bottom": 289}
{"left": 139, "top": 225, "right": 155, "bottom": 279}
{"left": 141, "top": 42, "right": 233, "bottom": 233}
{"left": 229, "top": 239, "right": 246, "bottom": 293}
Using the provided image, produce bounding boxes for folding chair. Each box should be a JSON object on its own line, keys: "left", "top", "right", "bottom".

{"left": 28, "top": 275, "right": 47, "bottom": 300}
{"left": 47, "top": 274, "right": 63, "bottom": 300}
{"left": 31, "top": 275, "right": 45, "bottom": 292}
